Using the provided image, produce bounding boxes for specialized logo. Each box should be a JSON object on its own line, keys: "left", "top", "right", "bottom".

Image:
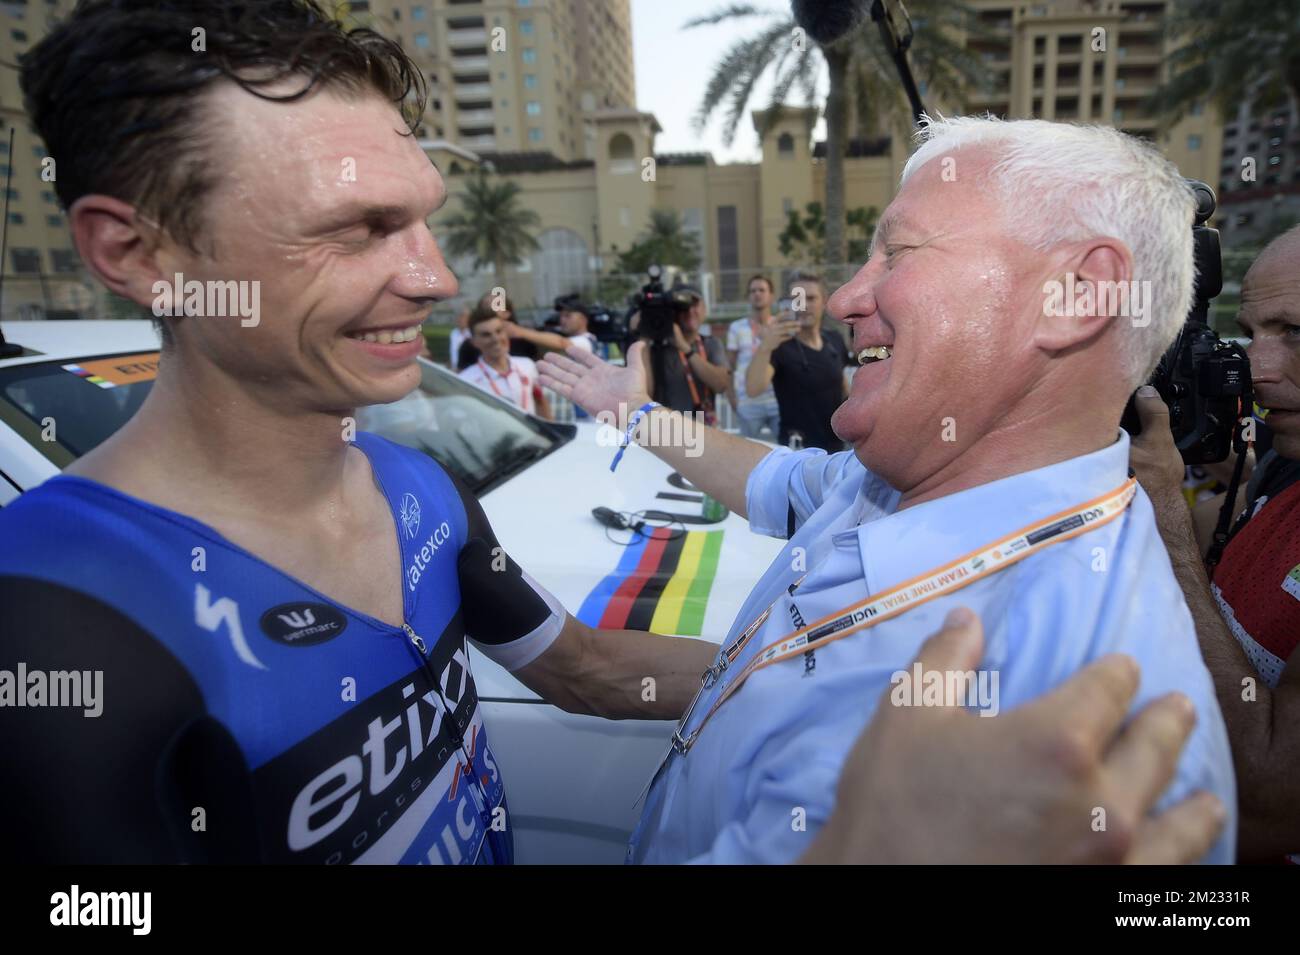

{"left": 400, "top": 493, "right": 422, "bottom": 540}
{"left": 195, "top": 584, "right": 266, "bottom": 670}
{"left": 260, "top": 602, "right": 348, "bottom": 647}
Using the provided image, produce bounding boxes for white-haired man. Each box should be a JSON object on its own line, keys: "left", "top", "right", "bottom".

{"left": 541, "top": 116, "right": 1237, "bottom": 864}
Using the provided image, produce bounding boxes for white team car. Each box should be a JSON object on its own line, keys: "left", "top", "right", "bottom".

{"left": 0, "top": 320, "right": 782, "bottom": 863}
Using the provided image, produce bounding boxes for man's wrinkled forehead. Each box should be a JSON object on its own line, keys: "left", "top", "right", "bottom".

{"left": 872, "top": 146, "right": 998, "bottom": 255}
{"left": 205, "top": 82, "right": 443, "bottom": 230}
{"left": 1243, "top": 233, "right": 1300, "bottom": 301}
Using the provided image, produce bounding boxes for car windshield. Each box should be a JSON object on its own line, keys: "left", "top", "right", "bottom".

{"left": 0, "top": 352, "right": 567, "bottom": 495}
{"left": 355, "top": 361, "right": 568, "bottom": 494}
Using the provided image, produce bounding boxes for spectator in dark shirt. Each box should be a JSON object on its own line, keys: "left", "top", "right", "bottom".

{"left": 745, "top": 272, "right": 849, "bottom": 450}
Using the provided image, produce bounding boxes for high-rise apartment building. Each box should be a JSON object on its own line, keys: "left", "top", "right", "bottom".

{"left": 1216, "top": 93, "right": 1300, "bottom": 245}
{"left": 955, "top": 0, "right": 1221, "bottom": 186}
{"left": 0, "top": 0, "right": 89, "bottom": 319}
{"left": 353, "top": 0, "right": 635, "bottom": 160}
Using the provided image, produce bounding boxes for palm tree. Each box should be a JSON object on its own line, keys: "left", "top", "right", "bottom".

{"left": 616, "top": 209, "right": 703, "bottom": 274}
{"left": 439, "top": 169, "right": 542, "bottom": 287}
{"left": 1147, "top": 0, "right": 1300, "bottom": 126}
{"left": 688, "top": 2, "right": 990, "bottom": 265}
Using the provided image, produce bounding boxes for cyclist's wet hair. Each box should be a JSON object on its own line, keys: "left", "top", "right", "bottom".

{"left": 21, "top": 0, "right": 426, "bottom": 257}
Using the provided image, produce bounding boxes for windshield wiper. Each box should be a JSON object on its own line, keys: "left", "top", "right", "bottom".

{"left": 488, "top": 444, "right": 553, "bottom": 489}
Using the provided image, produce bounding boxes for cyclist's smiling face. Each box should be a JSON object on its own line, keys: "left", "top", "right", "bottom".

{"left": 161, "top": 82, "right": 456, "bottom": 411}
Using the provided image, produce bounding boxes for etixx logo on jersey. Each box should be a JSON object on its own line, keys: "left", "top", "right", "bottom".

{"left": 400, "top": 493, "right": 422, "bottom": 540}
{"left": 260, "top": 602, "right": 348, "bottom": 646}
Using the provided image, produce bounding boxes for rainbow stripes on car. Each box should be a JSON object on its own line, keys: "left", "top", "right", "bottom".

{"left": 577, "top": 528, "right": 724, "bottom": 636}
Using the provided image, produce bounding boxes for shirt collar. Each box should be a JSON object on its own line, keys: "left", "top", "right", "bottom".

{"left": 853, "top": 430, "right": 1133, "bottom": 596}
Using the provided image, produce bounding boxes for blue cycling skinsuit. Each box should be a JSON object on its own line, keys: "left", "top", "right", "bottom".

{"left": 0, "top": 432, "right": 566, "bottom": 864}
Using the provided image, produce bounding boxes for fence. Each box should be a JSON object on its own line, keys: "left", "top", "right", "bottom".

{"left": 428, "top": 264, "right": 869, "bottom": 327}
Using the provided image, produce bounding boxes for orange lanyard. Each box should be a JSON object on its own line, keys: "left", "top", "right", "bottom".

{"left": 478, "top": 359, "right": 527, "bottom": 408}
{"left": 669, "top": 478, "right": 1138, "bottom": 756}
{"left": 679, "top": 339, "right": 705, "bottom": 408}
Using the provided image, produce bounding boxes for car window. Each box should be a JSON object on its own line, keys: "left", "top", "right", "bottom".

{"left": 0, "top": 356, "right": 153, "bottom": 458}
{"left": 356, "top": 360, "right": 569, "bottom": 494}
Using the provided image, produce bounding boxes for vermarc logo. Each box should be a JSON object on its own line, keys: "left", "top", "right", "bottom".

{"left": 260, "top": 602, "right": 348, "bottom": 647}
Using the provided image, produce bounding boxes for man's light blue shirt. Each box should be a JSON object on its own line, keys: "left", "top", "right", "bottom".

{"left": 628, "top": 433, "right": 1237, "bottom": 863}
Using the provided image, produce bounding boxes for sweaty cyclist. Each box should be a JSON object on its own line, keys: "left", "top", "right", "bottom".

{"left": 0, "top": 1, "right": 716, "bottom": 864}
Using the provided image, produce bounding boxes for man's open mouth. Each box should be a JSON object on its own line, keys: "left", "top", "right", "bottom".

{"left": 344, "top": 324, "right": 423, "bottom": 344}
{"left": 857, "top": 346, "right": 892, "bottom": 365}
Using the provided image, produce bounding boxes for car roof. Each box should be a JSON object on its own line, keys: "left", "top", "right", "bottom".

{"left": 0, "top": 320, "right": 161, "bottom": 367}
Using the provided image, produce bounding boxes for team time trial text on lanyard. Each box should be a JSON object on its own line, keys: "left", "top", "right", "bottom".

{"left": 477, "top": 359, "right": 530, "bottom": 412}
{"left": 669, "top": 478, "right": 1139, "bottom": 756}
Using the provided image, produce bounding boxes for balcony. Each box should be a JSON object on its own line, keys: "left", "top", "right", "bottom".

{"left": 453, "top": 55, "right": 490, "bottom": 72}
{"left": 456, "top": 109, "right": 495, "bottom": 126}
{"left": 460, "top": 134, "right": 497, "bottom": 149}
{"left": 455, "top": 81, "right": 492, "bottom": 98}
{"left": 1116, "top": 46, "right": 1163, "bottom": 64}
{"left": 448, "top": 28, "right": 488, "bottom": 48}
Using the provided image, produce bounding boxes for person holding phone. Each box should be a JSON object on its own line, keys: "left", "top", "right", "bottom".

{"left": 745, "top": 272, "right": 850, "bottom": 451}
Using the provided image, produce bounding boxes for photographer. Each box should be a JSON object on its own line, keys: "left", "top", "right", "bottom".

{"left": 744, "top": 272, "right": 849, "bottom": 451}
{"left": 1130, "top": 225, "right": 1300, "bottom": 863}
{"left": 637, "top": 284, "right": 731, "bottom": 422}
{"left": 508, "top": 295, "right": 598, "bottom": 355}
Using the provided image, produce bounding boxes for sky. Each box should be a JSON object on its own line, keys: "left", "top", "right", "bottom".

{"left": 629, "top": 0, "right": 827, "bottom": 165}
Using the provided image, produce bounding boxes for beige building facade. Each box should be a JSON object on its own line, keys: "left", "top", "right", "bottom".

{"left": 435, "top": 0, "right": 1230, "bottom": 310}
{"left": 0, "top": 0, "right": 1236, "bottom": 319}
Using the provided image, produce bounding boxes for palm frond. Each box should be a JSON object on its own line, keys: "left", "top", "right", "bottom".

{"left": 683, "top": 3, "right": 765, "bottom": 29}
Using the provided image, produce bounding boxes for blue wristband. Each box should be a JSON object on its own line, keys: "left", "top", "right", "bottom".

{"left": 610, "top": 401, "right": 659, "bottom": 472}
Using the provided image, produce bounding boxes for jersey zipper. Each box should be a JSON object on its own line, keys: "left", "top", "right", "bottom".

{"left": 399, "top": 621, "right": 498, "bottom": 853}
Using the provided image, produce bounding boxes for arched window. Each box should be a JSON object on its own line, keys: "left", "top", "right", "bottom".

{"left": 608, "top": 132, "right": 636, "bottom": 174}
{"left": 531, "top": 228, "right": 590, "bottom": 306}
{"left": 777, "top": 132, "right": 795, "bottom": 157}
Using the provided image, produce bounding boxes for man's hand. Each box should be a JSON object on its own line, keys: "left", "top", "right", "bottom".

{"left": 804, "top": 608, "right": 1226, "bottom": 864}
{"left": 1128, "top": 386, "right": 1186, "bottom": 505}
{"left": 540, "top": 342, "right": 652, "bottom": 419}
{"left": 757, "top": 317, "right": 798, "bottom": 354}
{"left": 671, "top": 320, "right": 691, "bottom": 354}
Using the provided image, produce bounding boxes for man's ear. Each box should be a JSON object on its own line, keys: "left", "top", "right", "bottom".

{"left": 1034, "top": 238, "right": 1134, "bottom": 352}
{"left": 69, "top": 195, "right": 172, "bottom": 310}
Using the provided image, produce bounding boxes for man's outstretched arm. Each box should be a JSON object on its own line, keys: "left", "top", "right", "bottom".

{"left": 539, "top": 342, "right": 770, "bottom": 516}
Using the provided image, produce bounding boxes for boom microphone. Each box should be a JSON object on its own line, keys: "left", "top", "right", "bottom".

{"left": 791, "top": 0, "right": 872, "bottom": 45}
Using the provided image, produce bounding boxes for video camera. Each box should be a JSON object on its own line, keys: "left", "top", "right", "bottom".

{"left": 1121, "top": 180, "right": 1251, "bottom": 466}
{"left": 630, "top": 264, "right": 695, "bottom": 347}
